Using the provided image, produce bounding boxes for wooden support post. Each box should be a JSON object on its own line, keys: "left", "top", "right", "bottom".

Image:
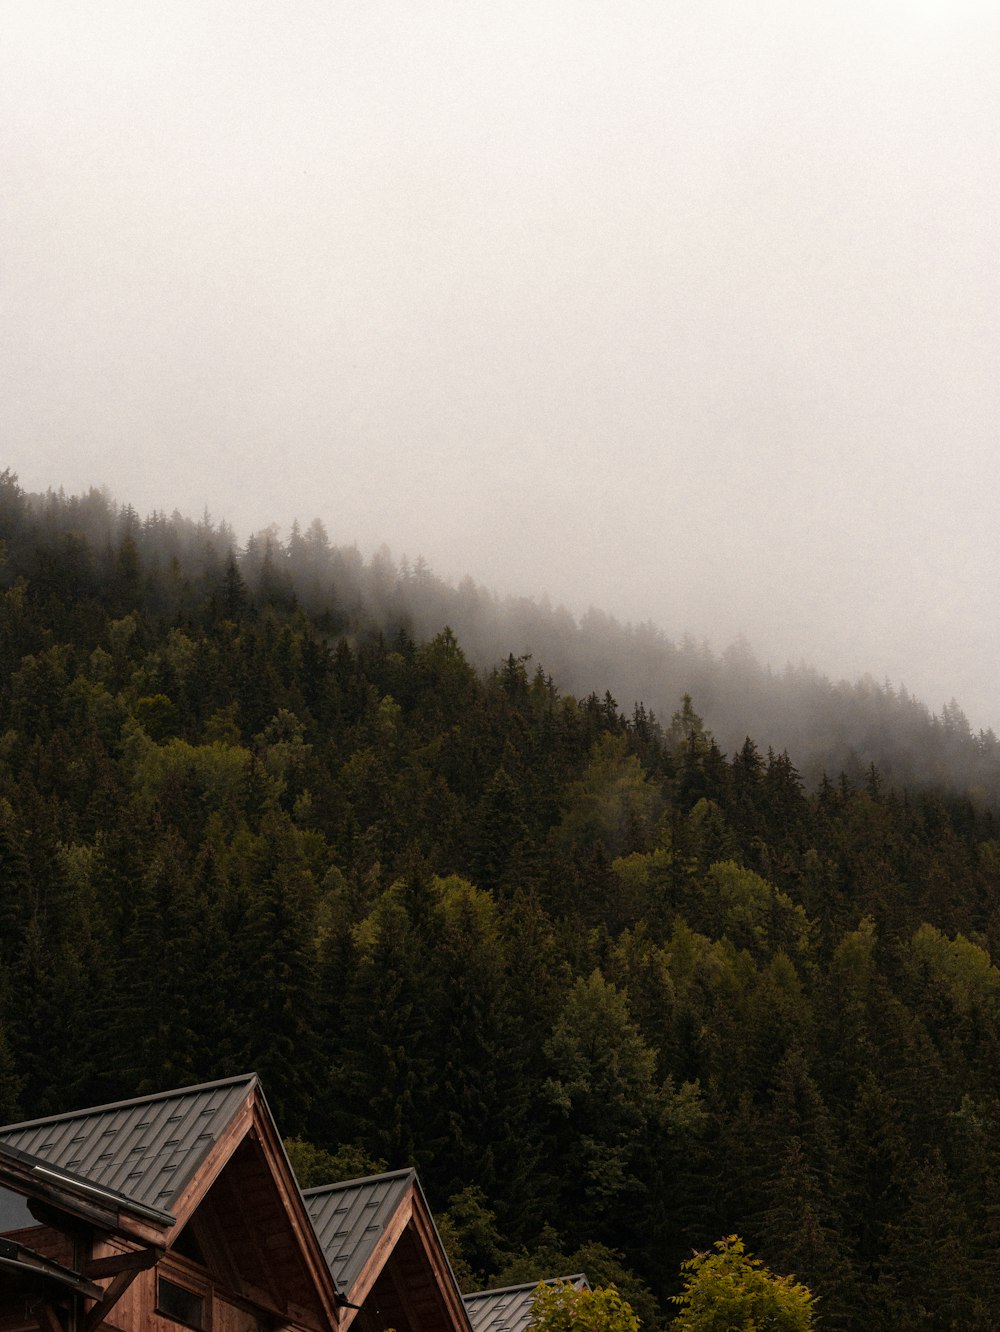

{"left": 84, "top": 1263, "right": 146, "bottom": 1332}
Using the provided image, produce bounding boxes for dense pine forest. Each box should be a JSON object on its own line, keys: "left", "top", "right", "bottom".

{"left": 3, "top": 470, "right": 1000, "bottom": 1328}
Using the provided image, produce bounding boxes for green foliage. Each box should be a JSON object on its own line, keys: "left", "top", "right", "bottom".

{"left": 0, "top": 1023, "right": 22, "bottom": 1122}
{"left": 4, "top": 482, "right": 1000, "bottom": 1328}
{"left": 542, "top": 970, "right": 659, "bottom": 1233}
{"left": 493, "top": 1232, "right": 662, "bottom": 1332}
{"left": 133, "top": 692, "right": 179, "bottom": 741}
{"left": 698, "top": 861, "right": 812, "bottom": 962}
{"left": 283, "top": 1137, "right": 387, "bottom": 1189}
{"left": 530, "top": 1281, "right": 639, "bottom": 1332}
{"left": 671, "top": 1235, "right": 816, "bottom": 1330}
{"left": 436, "top": 1185, "right": 514, "bottom": 1292}
{"left": 907, "top": 923, "right": 1000, "bottom": 1015}
{"left": 129, "top": 735, "right": 256, "bottom": 821}
{"left": 557, "top": 734, "right": 663, "bottom": 859}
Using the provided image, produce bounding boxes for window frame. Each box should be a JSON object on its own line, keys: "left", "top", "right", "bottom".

{"left": 156, "top": 1271, "right": 211, "bottom": 1330}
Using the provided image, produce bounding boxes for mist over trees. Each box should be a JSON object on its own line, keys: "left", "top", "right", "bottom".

{"left": 3, "top": 471, "right": 1000, "bottom": 1327}
{"left": 5, "top": 474, "right": 992, "bottom": 807}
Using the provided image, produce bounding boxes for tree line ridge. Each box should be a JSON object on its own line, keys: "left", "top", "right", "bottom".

{"left": 0, "top": 470, "right": 998, "bottom": 1327}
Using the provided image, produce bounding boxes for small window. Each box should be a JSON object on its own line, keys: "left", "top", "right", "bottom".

{"left": 157, "top": 1276, "right": 205, "bottom": 1330}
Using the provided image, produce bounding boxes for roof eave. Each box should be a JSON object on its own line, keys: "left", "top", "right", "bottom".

{"left": 0, "top": 1142, "right": 174, "bottom": 1243}
{"left": 246, "top": 1085, "right": 346, "bottom": 1322}
{"left": 409, "top": 1179, "right": 476, "bottom": 1332}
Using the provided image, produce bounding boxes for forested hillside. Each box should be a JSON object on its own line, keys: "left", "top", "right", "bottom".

{"left": 2, "top": 472, "right": 1000, "bottom": 1328}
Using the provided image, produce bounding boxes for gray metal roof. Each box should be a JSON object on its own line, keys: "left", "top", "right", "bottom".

{"left": 463, "top": 1277, "right": 589, "bottom": 1332}
{"left": 303, "top": 1168, "right": 416, "bottom": 1298}
{"left": 0, "top": 1139, "right": 175, "bottom": 1226}
{"left": 0, "top": 1073, "right": 257, "bottom": 1218}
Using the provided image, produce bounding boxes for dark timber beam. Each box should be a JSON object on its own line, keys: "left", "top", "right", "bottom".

{"left": 82, "top": 1249, "right": 158, "bottom": 1281}
{"left": 84, "top": 1264, "right": 146, "bottom": 1332}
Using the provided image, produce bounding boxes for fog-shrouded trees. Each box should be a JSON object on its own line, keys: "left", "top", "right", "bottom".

{"left": 2, "top": 475, "right": 1000, "bottom": 1325}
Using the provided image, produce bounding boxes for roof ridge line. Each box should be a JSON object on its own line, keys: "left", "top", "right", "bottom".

{"left": 464, "top": 1276, "right": 589, "bottom": 1299}
{"left": 0, "top": 1073, "right": 259, "bottom": 1133}
{"left": 302, "top": 1166, "right": 416, "bottom": 1195}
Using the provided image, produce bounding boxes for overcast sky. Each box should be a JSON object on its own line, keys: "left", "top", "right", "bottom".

{"left": 2, "top": 1, "right": 998, "bottom": 728}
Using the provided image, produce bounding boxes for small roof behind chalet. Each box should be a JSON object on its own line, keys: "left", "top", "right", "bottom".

{"left": 463, "top": 1276, "right": 590, "bottom": 1332}
{"left": 304, "top": 1167, "right": 416, "bottom": 1296}
{"left": 304, "top": 1167, "right": 471, "bottom": 1332}
{"left": 0, "top": 1073, "right": 255, "bottom": 1217}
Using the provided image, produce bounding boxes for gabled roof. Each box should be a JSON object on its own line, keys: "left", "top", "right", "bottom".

{"left": 0, "top": 1138, "right": 174, "bottom": 1226}
{"left": 304, "top": 1168, "right": 472, "bottom": 1332}
{"left": 0, "top": 1073, "right": 256, "bottom": 1219}
{"left": 463, "top": 1276, "right": 590, "bottom": 1332}
{"left": 304, "top": 1167, "right": 416, "bottom": 1296}
{"left": 0, "top": 1074, "right": 344, "bottom": 1328}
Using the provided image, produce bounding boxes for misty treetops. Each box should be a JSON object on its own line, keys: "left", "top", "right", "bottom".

{"left": 1, "top": 471, "right": 1000, "bottom": 1329}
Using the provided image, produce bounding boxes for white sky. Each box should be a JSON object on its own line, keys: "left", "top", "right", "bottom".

{"left": 2, "top": 1, "right": 998, "bottom": 728}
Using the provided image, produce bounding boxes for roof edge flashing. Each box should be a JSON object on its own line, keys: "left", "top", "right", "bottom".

{"left": 464, "top": 1275, "right": 590, "bottom": 1299}
{"left": 302, "top": 1166, "right": 417, "bottom": 1197}
{"left": 29, "top": 1164, "right": 175, "bottom": 1227}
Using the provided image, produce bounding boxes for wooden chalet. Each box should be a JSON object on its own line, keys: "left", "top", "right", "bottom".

{"left": 463, "top": 1277, "right": 589, "bottom": 1332}
{"left": 0, "top": 1074, "right": 342, "bottom": 1332}
{"left": 0, "top": 1075, "right": 573, "bottom": 1332}
{"left": 303, "top": 1170, "right": 471, "bottom": 1332}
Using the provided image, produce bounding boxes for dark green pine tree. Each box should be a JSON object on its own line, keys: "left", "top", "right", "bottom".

{"left": 741, "top": 959, "right": 815, "bottom": 1098}
{"left": 7, "top": 917, "right": 95, "bottom": 1115}
{"left": 230, "top": 817, "right": 322, "bottom": 1136}
{"left": 325, "top": 862, "right": 445, "bottom": 1168}
{"left": 754, "top": 1135, "right": 856, "bottom": 1330}
{"left": 539, "top": 969, "right": 660, "bottom": 1247}
{"left": 218, "top": 554, "right": 249, "bottom": 622}
{"left": 0, "top": 816, "right": 34, "bottom": 967}
{"left": 728, "top": 736, "right": 766, "bottom": 848}
{"left": 492, "top": 888, "right": 567, "bottom": 1237}
{"left": 183, "top": 834, "right": 247, "bottom": 1083}
{"left": 422, "top": 877, "right": 527, "bottom": 1205}
{"left": 109, "top": 833, "right": 202, "bottom": 1096}
{"left": 109, "top": 534, "right": 143, "bottom": 615}
{"left": 945, "top": 1095, "right": 1000, "bottom": 1316}
{"left": 751, "top": 1049, "right": 851, "bottom": 1302}
{"left": 0, "top": 1022, "right": 23, "bottom": 1122}
{"left": 882, "top": 1152, "right": 987, "bottom": 1330}
{"left": 468, "top": 765, "right": 530, "bottom": 894}
{"left": 839, "top": 1073, "right": 909, "bottom": 1296}
{"left": 313, "top": 866, "right": 366, "bottom": 1078}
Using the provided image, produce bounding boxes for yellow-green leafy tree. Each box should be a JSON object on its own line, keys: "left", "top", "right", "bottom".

{"left": 530, "top": 1281, "right": 640, "bottom": 1332}
{"left": 671, "top": 1236, "right": 816, "bottom": 1330}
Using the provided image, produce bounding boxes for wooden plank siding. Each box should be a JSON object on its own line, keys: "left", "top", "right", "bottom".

{"left": 86, "top": 1258, "right": 324, "bottom": 1332}
{"left": 0, "top": 1227, "right": 75, "bottom": 1269}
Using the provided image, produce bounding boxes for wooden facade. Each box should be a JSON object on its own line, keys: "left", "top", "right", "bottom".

{"left": 0, "top": 1077, "right": 340, "bottom": 1332}
{"left": 304, "top": 1171, "right": 471, "bottom": 1332}
{"left": 0, "top": 1078, "right": 478, "bottom": 1332}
